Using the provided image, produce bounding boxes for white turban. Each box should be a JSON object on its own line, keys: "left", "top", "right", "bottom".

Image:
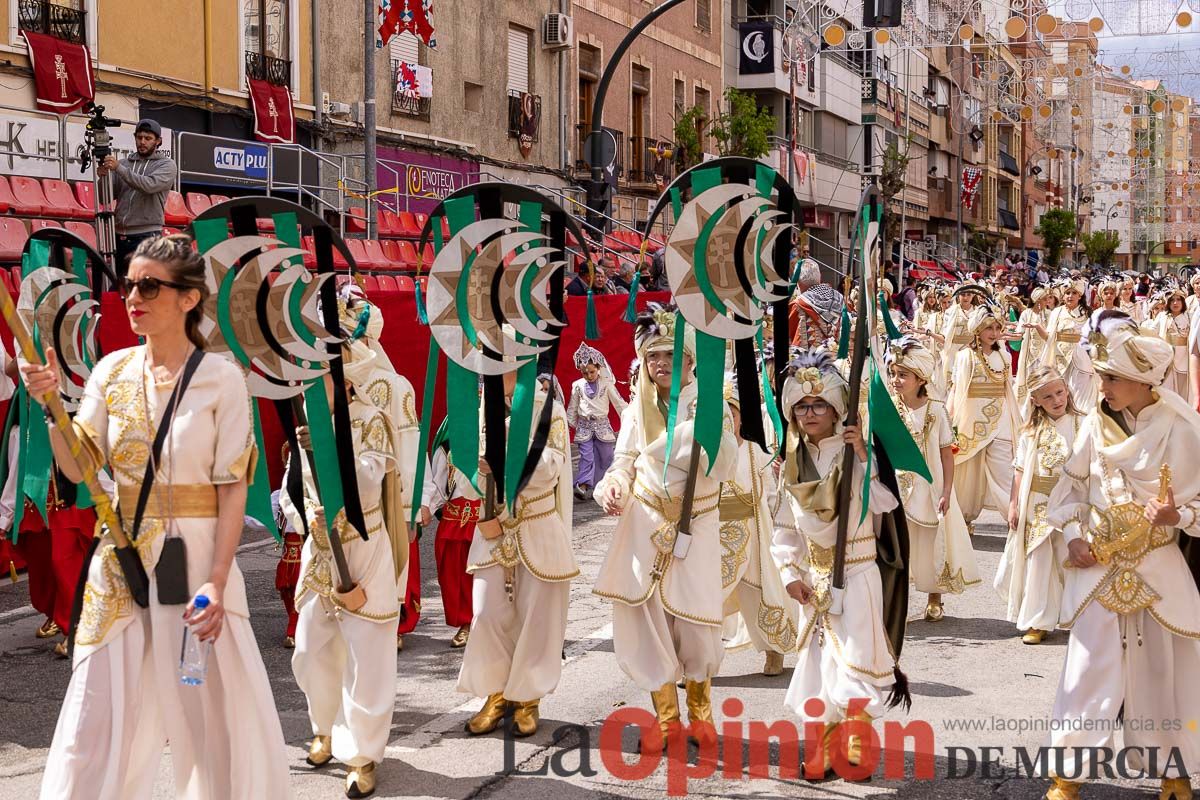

{"left": 341, "top": 339, "right": 378, "bottom": 392}
{"left": 883, "top": 336, "right": 936, "bottom": 384}
{"left": 1082, "top": 310, "right": 1173, "bottom": 387}
{"left": 781, "top": 351, "right": 849, "bottom": 419}
{"left": 967, "top": 304, "right": 1005, "bottom": 335}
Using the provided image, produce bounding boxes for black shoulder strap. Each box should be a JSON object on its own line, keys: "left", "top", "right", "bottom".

{"left": 128, "top": 349, "right": 205, "bottom": 542}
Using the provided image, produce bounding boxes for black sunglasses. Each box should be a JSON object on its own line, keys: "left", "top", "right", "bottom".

{"left": 119, "top": 276, "right": 192, "bottom": 300}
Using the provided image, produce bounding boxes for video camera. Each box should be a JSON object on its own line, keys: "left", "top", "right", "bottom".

{"left": 77, "top": 102, "right": 123, "bottom": 174}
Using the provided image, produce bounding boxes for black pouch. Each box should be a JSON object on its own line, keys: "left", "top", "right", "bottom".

{"left": 155, "top": 536, "right": 189, "bottom": 605}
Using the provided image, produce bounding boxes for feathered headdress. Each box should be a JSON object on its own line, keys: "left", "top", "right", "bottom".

{"left": 781, "top": 348, "right": 849, "bottom": 418}
{"left": 633, "top": 302, "right": 695, "bottom": 357}
{"left": 883, "top": 334, "right": 936, "bottom": 384}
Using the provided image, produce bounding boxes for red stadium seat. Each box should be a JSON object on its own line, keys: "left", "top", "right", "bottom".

{"left": 10, "top": 265, "right": 22, "bottom": 287}
{"left": 209, "top": 194, "right": 230, "bottom": 206}
{"left": 360, "top": 274, "right": 380, "bottom": 293}
{"left": 29, "top": 219, "right": 63, "bottom": 233}
{"left": 421, "top": 242, "right": 435, "bottom": 267}
{"left": 440, "top": 217, "right": 451, "bottom": 239}
{"left": 64, "top": 221, "right": 98, "bottom": 249}
{"left": 185, "top": 192, "right": 212, "bottom": 217}
{"left": 379, "top": 238, "right": 403, "bottom": 268}
{"left": 359, "top": 239, "right": 388, "bottom": 271}
{"left": 0, "top": 219, "right": 29, "bottom": 263}
{"left": 376, "top": 274, "right": 398, "bottom": 293}
{"left": 378, "top": 209, "right": 401, "bottom": 238}
{"left": 343, "top": 239, "right": 367, "bottom": 270}
{"left": 301, "top": 235, "right": 316, "bottom": 269}
{"left": 0, "top": 177, "right": 16, "bottom": 214}
{"left": 393, "top": 274, "right": 415, "bottom": 292}
{"left": 42, "top": 179, "right": 91, "bottom": 219}
{"left": 396, "top": 212, "right": 421, "bottom": 238}
{"left": 415, "top": 275, "right": 428, "bottom": 295}
{"left": 346, "top": 207, "right": 367, "bottom": 234}
{"left": 163, "top": 190, "right": 193, "bottom": 226}
{"left": 73, "top": 182, "right": 93, "bottom": 214}
{"left": 412, "top": 212, "right": 429, "bottom": 239}
{"left": 257, "top": 216, "right": 276, "bottom": 233}
{"left": 9, "top": 176, "right": 48, "bottom": 216}
{"left": 394, "top": 240, "right": 418, "bottom": 270}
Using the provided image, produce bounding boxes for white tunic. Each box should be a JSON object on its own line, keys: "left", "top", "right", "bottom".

{"left": 1041, "top": 305, "right": 1095, "bottom": 412}
{"left": 566, "top": 377, "right": 627, "bottom": 442}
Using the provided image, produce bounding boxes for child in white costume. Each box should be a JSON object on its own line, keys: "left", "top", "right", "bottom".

{"left": 885, "top": 337, "right": 980, "bottom": 622}
{"left": 1152, "top": 289, "right": 1190, "bottom": 399}
{"left": 948, "top": 305, "right": 1019, "bottom": 529}
{"left": 566, "top": 342, "right": 626, "bottom": 499}
{"left": 996, "top": 365, "right": 1080, "bottom": 645}
{"left": 1041, "top": 279, "right": 1096, "bottom": 413}
{"left": 774, "top": 350, "right": 907, "bottom": 775}
{"left": 1042, "top": 311, "right": 1200, "bottom": 800}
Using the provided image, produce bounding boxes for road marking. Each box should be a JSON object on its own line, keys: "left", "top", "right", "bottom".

{"left": 385, "top": 621, "right": 614, "bottom": 757}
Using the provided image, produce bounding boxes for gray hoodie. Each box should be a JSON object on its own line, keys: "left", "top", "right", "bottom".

{"left": 111, "top": 150, "right": 177, "bottom": 235}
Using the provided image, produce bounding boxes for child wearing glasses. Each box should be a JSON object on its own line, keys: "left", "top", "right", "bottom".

{"left": 885, "top": 336, "right": 979, "bottom": 622}
{"left": 773, "top": 349, "right": 905, "bottom": 778}
{"left": 947, "top": 305, "right": 1018, "bottom": 536}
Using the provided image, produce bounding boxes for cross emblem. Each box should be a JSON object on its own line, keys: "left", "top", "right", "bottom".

{"left": 267, "top": 97, "right": 280, "bottom": 133}
{"left": 54, "top": 55, "right": 68, "bottom": 98}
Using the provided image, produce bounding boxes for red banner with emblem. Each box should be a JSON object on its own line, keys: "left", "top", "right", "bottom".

{"left": 248, "top": 78, "right": 295, "bottom": 144}
{"left": 22, "top": 30, "right": 94, "bottom": 114}
{"left": 961, "top": 166, "right": 983, "bottom": 211}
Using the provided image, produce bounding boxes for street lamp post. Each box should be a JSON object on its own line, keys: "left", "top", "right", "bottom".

{"left": 586, "top": 0, "right": 687, "bottom": 233}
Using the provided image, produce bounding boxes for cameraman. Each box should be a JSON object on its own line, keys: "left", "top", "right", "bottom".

{"left": 96, "top": 119, "right": 177, "bottom": 276}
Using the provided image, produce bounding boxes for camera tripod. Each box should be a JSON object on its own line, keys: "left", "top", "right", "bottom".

{"left": 92, "top": 170, "right": 117, "bottom": 292}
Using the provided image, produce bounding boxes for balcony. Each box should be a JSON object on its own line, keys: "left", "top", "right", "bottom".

{"left": 18, "top": 0, "right": 86, "bottom": 45}
{"left": 507, "top": 90, "right": 542, "bottom": 143}
{"left": 627, "top": 136, "right": 674, "bottom": 187}
{"left": 998, "top": 208, "right": 1019, "bottom": 230}
{"left": 391, "top": 60, "right": 431, "bottom": 117}
{"left": 573, "top": 123, "right": 624, "bottom": 179}
{"left": 998, "top": 150, "right": 1020, "bottom": 176}
{"left": 245, "top": 51, "right": 291, "bottom": 87}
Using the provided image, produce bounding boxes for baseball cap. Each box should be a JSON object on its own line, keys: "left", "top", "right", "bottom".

{"left": 135, "top": 119, "right": 162, "bottom": 138}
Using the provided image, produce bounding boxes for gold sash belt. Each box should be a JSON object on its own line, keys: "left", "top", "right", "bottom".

{"left": 1168, "top": 333, "right": 1188, "bottom": 346}
{"left": 1057, "top": 332, "right": 1081, "bottom": 343}
{"left": 967, "top": 382, "right": 1007, "bottom": 398}
{"left": 951, "top": 334, "right": 972, "bottom": 345}
{"left": 117, "top": 483, "right": 218, "bottom": 519}
{"left": 1029, "top": 474, "right": 1060, "bottom": 497}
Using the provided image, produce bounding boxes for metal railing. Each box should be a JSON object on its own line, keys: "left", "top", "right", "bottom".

{"left": 245, "top": 51, "right": 291, "bottom": 87}
{"left": 390, "top": 60, "right": 431, "bottom": 117}
{"left": 507, "top": 90, "right": 542, "bottom": 142}
{"left": 18, "top": 0, "right": 85, "bottom": 44}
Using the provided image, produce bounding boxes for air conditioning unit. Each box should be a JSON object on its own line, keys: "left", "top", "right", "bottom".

{"left": 327, "top": 101, "right": 353, "bottom": 119}
{"left": 543, "top": 13, "right": 573, "bottom": 49}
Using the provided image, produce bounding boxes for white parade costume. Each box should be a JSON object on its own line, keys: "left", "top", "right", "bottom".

{"left": 1043, "top": 314, "right": 1200, "bottom": 789}
{"left": 948, "top": 342, "right": 1018, "bottom": 525}
{"left": 1013, "top": 304, "right": 1050, "bottom": 419}
{"left": 1042, "top": 303, "right": 1096, "bottom": 413}
{"left": 40, "top": 348, "right": 291, "bottom": 800}
{"left": 995, "top": 411, "right": 1080, "bottom": 633}
{"left": 457, "top": 395, "right": 578, "bottom": 705}
{"left": 939, "top": 303, "right": 973, "bottom": 389}
{"left": 1153, "top": 308, "right": 1190, "bottom": 399}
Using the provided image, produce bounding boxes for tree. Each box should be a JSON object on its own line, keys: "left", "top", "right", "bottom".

{"left": 708, "top": 88, "right": 774, "bottom": 160}
{"left": 672, "top": 105, "right": 708, "bottom": 172}
{"left": 880, "top": 139, "right": 912, "bottom": 249}
{"left": 1035, "top": 209, "right": 1076, "bottom": 269}
{"left": 1081, "top": 229, "right": 1120, "bottom": 268}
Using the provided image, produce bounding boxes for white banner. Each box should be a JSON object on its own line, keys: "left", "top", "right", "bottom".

{"left": 0, "top": 108, "right": 173, "bottom": 179}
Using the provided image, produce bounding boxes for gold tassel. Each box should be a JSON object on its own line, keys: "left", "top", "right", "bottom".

{"left": 8, "top": 561, "right": 16, "bottom": 584}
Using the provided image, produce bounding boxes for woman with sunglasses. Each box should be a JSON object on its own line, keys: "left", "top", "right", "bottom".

{"left": 23, "top": 235, "right": 291, "bottom": 799}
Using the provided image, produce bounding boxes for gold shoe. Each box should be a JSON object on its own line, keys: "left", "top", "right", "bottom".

{"left": 684, "top": 679, "right": 718, "bottom": 747}
{"left": 1022, "top": 629, "right": 1047, "bottom": 645}
{"left": 306, "top": 735, "right": 333, "bottom": 767}
{"left": 35, "top": 619, "right": 59, "bottom": 639}
{"left": 345, "top": 761, "right": 376, "bottom": 798}
{"left": 762, "top": 651, "right": 785, "bottom": 676}
{"left": 511, "top": 699, "right": 539, "bottom": 737}
{"left": 283, "top": 636, "right": 296, "bottom": 649}
{"left": 465, "top": 692, "right": 509, "bottom": 736}
{"left": 924, "top": 601, "right": 945, "bottom": 622}
{"left": 844, "top": 711, "right": 874, "bottom": 767}
{"left": 1160, "top": 777, "right": 1193, "bottom": 800}
{"left": 450, "top": 625, "right": 470, "bottom": 648}
{"left": 805, "top": 721, "right": 838, "bottom": 779}
{"left": 1044, "top": 776, "right": 1082, "bottom": 800}
{"left": 52, "top": 639, "right": 68, "bottom": 659}
{"left": 647, "top": 682, "right": 681, "bottom": 751}
{"left": 396, "top": 634, "right": 403, "bottom": 652}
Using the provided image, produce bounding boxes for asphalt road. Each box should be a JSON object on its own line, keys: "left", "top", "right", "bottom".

{"left": 0, "top": 501, "right": 1178, "bottom": 799}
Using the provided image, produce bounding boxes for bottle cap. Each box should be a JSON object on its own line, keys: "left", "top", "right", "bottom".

{"left": 193, "top": 594, "right": 210, "bottom": 610}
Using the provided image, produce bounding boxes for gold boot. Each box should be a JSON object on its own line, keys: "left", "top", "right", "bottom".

{"left": 684, "top": 679, "right": 718, "bottom": 747}
{"left": 762, "top": 651, "right": 785, "bottom": 676}
{"left": 345, "top": 761, "right": 376, "bottom": 798}
{"left": 465, "top": 692, "right": 509, "bottom": 735}
{"left": 844, "top": 711, "right": 874, "bottom": 767}
{"left": 1044, "top": 776, "right": 1082, "bottom": 800}
{"left": 450, "top": 624, "right": 470, "bottom": 648}
{"left": 511, "top": 699, "right": 539, "bottom": 737}
{"left": 305, "top": 734, "right": 333, "bottom": 767}
{"left": 805, "top": 722, "right": 838, "bottom": 779}
{"left": 1160, "top": 777, "right": 1193, "bottom": 800}
{"left": 648, "top": 682, "right": 681, "bottom": 751}
{"left": 1022, "top": 629, "right": 1047, "bottom": 645}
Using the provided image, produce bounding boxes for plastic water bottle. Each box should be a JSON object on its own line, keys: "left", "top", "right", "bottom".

{"left": 179, "top": 594, "right": 211, "bottom": 687}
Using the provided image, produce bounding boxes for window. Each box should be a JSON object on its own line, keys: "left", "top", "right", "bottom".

{"left": 694, "top": 86, "right": 711, "bottom": 150}
{"left": 390, "top": 31, "right": 421, "bottom": 67}
{"left": 695, "top": 0, "right": 710, "bottom": 32}
{"left": 674, "top": 78, "right": 685, "bottom": 117}
{"left": 17, "top": 0, "right": 87, "bottom": 45}
{"left": 244, "top": 0, "right": 290, "bottom": 86}
{"left": 507, "top": 25, "right": 533, "bottom": 94}
{"left": 464, "top": 81, "right": 482, "bottom": 112}
{"left": 631, "top": 65, "right": 650, "bottom": 179}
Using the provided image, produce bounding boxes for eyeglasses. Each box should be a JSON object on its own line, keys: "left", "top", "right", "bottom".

{"left": 794, "top": 401, "right": 832, "bottom": 417}
{"left": 119, "top": 275, "right": 192, "bottom": 300}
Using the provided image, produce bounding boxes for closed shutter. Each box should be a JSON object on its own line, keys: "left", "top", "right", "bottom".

{"left": 507, "top": 26, "right": 531, "bottom": 94}
{"left": 695, "top": 0, "right": 710, "bottom": 32}
{"left": 390, "top": 31, "right": 419, "bottom": 66}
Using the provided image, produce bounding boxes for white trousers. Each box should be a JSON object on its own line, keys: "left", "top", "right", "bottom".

{"left": 995, "top": 534, "right": 1065, "bottom": 632}
{"left": 956, "top": 437, "right": 1014, "bottom": 525}
{"left": 456, "top": 563, "right": 569, "bottom": 703}
{"left": 783, "top": 629, "right": 889, "bottom": 724}
{"left": 612, "top": 590, "right": 724, "bottom": 691}
{"left": 292, "top": 597, "right": 397, "bottom": 767}
{"left": 1050, "top": 601, "right": 1200, "bottom": 780}
{"left": 40, "top": 603, "right": 291, "bottom": 800}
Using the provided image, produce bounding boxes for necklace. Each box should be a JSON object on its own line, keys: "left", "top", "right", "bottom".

{"left": 898, "top": 397, "right": 935, "bottom": 447}
{"left": 973, "top": 348, "right": 1006, "bottom": 383}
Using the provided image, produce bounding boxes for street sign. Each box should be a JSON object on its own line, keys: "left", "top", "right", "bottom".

{"left": 583, "top": 129, "right": 617, "bottom": 170}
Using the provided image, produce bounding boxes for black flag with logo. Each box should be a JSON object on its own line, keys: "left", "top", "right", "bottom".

{"left": 738, "top": 21, "right": 774, "bottom": 75}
